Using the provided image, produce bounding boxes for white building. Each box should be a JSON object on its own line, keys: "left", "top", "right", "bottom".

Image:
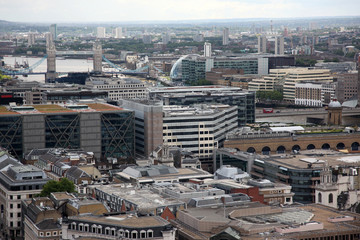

{"left": 204, "top": 42, "right": 212, "bottom": 58}
{"left": 97, "top": 27, "right": 106, "bottom": 38}
{"left": 315, "top": 164, "right": 360, "bottom": 211}
{"left": 86, "top": 77, "right": 148, "bottom": 100}
{"left": 114, "top": 27, "right": 122, "bottom": 38}
{"left": 163, "top": 104, "right": 238, "bottom": 160}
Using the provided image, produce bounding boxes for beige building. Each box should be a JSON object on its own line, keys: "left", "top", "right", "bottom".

{"left": 248, "top": 68, "right": 289, "bottom": 92}
{"left": 283, "top": 68, "right": 333, "bottom": 101}
{"left": 0, "top": 157, "right": 49, "bottom": 239}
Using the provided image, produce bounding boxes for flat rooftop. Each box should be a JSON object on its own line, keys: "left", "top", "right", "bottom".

{"left": 261, "top": 149, "right": 360, "bottom": 170}
{"left": 93, "top": 184, "right": 184, "bottom": 211}
{"left": 117, "top": 166, "right": 213, "bottom": 183}
{"left": 0, "top": 103, "right": 124, "bottom": 115}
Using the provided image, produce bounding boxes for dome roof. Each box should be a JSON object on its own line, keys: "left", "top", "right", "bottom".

{"left": 328, "top": 100, "right": 342, "bottom": 108}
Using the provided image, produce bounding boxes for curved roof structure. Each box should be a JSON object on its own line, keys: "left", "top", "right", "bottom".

{"left": 170, "top": 54, "right": 201, "bottom": 80}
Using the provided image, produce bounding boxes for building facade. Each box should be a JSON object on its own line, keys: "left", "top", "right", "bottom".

{"left": 0, "top": 163, "right": 49, "bottom": 239}
{"left": 62, "top": 214, "right": 176, "bottom": 240}
{"left": 119, "top": 99, "right": 163, "bottom": 158}
{"left": 0, "top": 103, "right": 134, "bottom": 160}
{"left": 86, "top": 77, "right": 148, "bottom": 100}
{"left": 163, "top": 104, "right": 238, "bottom": 164}
{"left": 149, "top": 86, "right": 256, "bottom": 127}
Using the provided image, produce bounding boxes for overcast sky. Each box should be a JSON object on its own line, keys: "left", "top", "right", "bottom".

{"left": 2, "top": 0, "right": 360, "bottom": 23}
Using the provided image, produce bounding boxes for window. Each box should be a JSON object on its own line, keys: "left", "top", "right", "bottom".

{"left": 39, "top": 232, "right": 44, "bottom": 237}
{"left": 329, "top": 193, "right": 333, "bottom": 203}
{"left": 10, "top": 222, "right": 13, "bottom": 227}
{"left": 17, "top": 222, "right": 20, "bottom": 227}
{"left": 17, "top": 204, "right": 20, "bottom": 209}
{"left": 10, "top": 204, "right": 13, "bottom": 209}
{"left": 10, "top": 195, "right": 13, "bottom": 200}
{"left": 318, "top": 193, "right": 322, "bottom": 203}
{"left": 17, "top": 195, "right": 21, "bottom": 200}
{"left": 10, "top": 213, "right": 13, "bottom": 218}
{"left": 46, "top": 232, "right": 51, "bottom": 236}
{"left": 17, "top": 213, "right": 20, "bottom": 218}
{"left": 53, "top": 231, "right": 57, "bottom": 236}
{"left": 147, "top": 230, "right": 153, "bottom": 238}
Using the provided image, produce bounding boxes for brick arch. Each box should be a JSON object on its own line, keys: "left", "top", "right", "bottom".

{"left": 247, "top": 147, "right": 256, "bottom": 153}
{"left": 277, "top": 145, "right": 286, "bottom": 153}
{"left": 336, "top": 142, "right": 345, "bottom": 150}
{"left": 322, "top": 143, "right": 330, "bottom": 150}
{"left": 352, "top": 142, "right": 359, "bottom": 151}
{"left": 307, "top": 144, "right": 315, "bottom": 150}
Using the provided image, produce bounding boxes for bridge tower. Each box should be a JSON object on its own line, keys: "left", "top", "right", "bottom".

{"left": 93, "top": 41, "right": 102, "bottom": 73}
{"left": 46, "top": 41, "right": 57, "bottom": 82}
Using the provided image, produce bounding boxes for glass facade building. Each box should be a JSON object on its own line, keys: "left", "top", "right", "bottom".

{"left": 0, "top": 104, "right": 134, "bottom": 160}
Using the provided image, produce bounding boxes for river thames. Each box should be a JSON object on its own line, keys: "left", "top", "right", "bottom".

{"left": 3, "top": 56, "right": 94, "bottom": 83}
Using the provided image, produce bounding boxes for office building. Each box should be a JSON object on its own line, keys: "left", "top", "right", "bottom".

{"left": 96, "top": 27, "right": 106, "bottom": 38}
{"left": 249, "top": 149, "right": 360, "bottom": 203}
{"left": 204, "top": 42, "right": 211, "bottom": 57}
{"left": 119, "top": 99, "right": 163, "bottom": 157}
{"left": 149, "top": 86, "right": 255, "bottom": 127}
{"left": 86, "top": 76, "right": 148, "bottom": 100}
{"left": 0, "top": 152, "right": 49, "bottom": 239}
{"left": 0, "top": 103, "right": 135, "bottom": 160}
{"left": 114, "top": 27, "right": 122, "bottom": 38}
{"left": 49, "top": 24, "right": 57, "bottom": 40}
{"left": 162, "top": 104, "right": 238, "bottom": 164}
{"left": 181, "top": 55, "right": 267, "bottom": 84}
{"left": 283, "top": 68, "right": 334, "bottom": 102}
{"left": 222, "top": 27, "right": 229, "bottom": 45}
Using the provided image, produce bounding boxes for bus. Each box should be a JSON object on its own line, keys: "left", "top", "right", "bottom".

{"left": 263, "top": 108, "right": 273, "bottom": 113}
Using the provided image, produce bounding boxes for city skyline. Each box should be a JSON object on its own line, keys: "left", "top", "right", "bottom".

{"left": 1, "top": 0, "right": 360, "bottom": 23}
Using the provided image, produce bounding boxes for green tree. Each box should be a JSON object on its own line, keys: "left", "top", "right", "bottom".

{"left": 39, "top": 178, "right": 75, "bottom": 197}
{"left": 256, "top": 90, "right": 283, "bottom": 101}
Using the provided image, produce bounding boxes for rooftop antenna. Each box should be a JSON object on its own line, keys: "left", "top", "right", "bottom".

{"left": 270, "top": 20, "right": 273, "bottom": 33}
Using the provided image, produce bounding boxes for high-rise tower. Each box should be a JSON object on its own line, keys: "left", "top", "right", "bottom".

{"left": 49, "top": 24, "right": 57, "bottom": 40}
{"left": 222, "top": 27, "right": 229, "bottom": 45}
{"left": 46, "top": 41, "right": 56, "bottom": 82}
{"left": 93, "top": 41, "right": 103, "bottom": 73}
{"left": 204, "top": 42, "right": 212, "bottom": 57}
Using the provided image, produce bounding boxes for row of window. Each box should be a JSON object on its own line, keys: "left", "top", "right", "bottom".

{"left": 70, "top": 222, "right": 154, "bottom": 238}
{"left": 39, "top": 231, "right": 61, "bottom": 237}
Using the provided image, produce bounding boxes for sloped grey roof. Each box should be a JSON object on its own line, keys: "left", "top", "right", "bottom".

{"left": 36, "top": 219, "right": 61, "bottom": 230}
{"left": 65, "top": 166, "right": 91, "bottom": 179}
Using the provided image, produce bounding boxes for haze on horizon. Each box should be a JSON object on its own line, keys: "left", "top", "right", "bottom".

{"left": 1, "top": 0, "right": 360, "bottom": 23}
